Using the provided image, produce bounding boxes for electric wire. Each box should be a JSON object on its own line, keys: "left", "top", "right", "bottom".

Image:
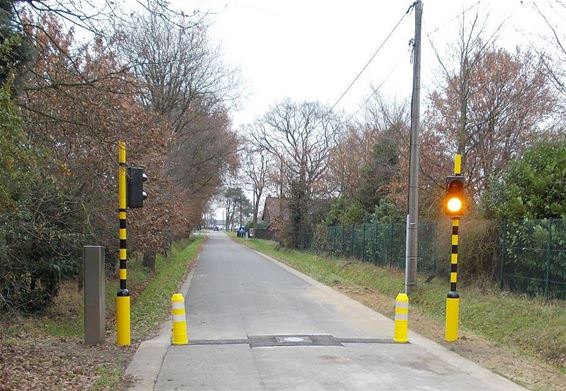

{"left": 314, "top": 1, "right": 416, "bottom": 129}
{"left": 345, "top": 1, "right": 482, "bottom": 126}
{"left": 425, "top": 1, "right": 482, "bottom": 38}
{"left": 343, "top": 48, "right": 413, "bottom": 125}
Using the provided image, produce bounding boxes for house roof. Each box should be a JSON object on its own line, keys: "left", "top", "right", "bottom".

{"left": 261, "top": 196, "right": 289, "bottom": 222}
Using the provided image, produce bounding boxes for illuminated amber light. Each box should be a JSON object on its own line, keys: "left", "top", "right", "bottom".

{"left": 447, "top": 197, "right": 462, "bottom": 213}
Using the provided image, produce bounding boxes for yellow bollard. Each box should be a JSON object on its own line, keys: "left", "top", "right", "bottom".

{"left": 116, "top": 295, "right": 131, "bottom": 346}
{"left": 393, "top": 293, "right": 409, "bottom": 343}
{"left": 171, "top": 293, "right": 188, "bottom": 345}
{"left": 445, "top": 294, "right": 460, "bottom": 342}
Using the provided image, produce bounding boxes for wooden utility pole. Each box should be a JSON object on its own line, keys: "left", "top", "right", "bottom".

{"left": 405, "top": 0, "right": 422, "bottom": 295}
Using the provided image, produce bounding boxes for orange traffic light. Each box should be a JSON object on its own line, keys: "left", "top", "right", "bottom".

{"left": 446, "top": 197, "right": 462, "bottom": 214}
{"left": 444, "top": 175, "right": 465, "bottom": 216}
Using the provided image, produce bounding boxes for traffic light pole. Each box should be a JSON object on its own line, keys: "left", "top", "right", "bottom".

{"left": 116, "top": 140, "right": 130, "bottom": 346}
{"left": 445, "top": 154, "right": 462, "bottom": 342}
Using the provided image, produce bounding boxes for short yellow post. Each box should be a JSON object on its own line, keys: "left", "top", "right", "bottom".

{"left": 393, "top": 293, "right": 409, "bottom": 343}
{"left": 445, "top": 292, "right": 460, "bottom": 342}
{"left": 171, "top": 293, "right": 188, "bottom": 345}
{"left": 116, "top": 295, "right": 130, "bottom": 345}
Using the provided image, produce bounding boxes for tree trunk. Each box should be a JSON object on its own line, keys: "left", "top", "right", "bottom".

{"left": 143, "top": 250, "right": 156, "bottom": 273}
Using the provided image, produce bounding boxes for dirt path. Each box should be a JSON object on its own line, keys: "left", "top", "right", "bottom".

{"left": 333, "top": 283, "right": 566, "bottom": 391}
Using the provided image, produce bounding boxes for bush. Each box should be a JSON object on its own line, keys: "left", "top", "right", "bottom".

{"left": 483, "top": 140, "right": 566, "bottom": 220}
{"left": 0, "top": 85, "right": 88, "bottom": 313}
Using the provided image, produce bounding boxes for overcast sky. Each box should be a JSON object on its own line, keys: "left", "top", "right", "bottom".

{"left": 164, "top": 0, "right": 559, "bottom": 220}
{"left": 169, "top": 0, "right": 554, "bottom": 130}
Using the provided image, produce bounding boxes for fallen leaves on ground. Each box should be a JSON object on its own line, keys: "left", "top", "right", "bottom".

{"left": 0, "top": 330, "right": 135, "bottom": 391}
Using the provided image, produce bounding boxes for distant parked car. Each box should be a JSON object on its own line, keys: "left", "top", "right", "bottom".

{"left": 213, "top": 226, "right": 219, "bottom": 231}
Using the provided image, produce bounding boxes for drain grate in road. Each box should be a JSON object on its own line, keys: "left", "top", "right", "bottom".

{"left": 186, "top": 335, "right": 400, "bottom": 348}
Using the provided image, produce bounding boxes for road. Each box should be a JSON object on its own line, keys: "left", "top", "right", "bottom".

{"left": 128, "top": 232, "right": 524, "bottom": 390}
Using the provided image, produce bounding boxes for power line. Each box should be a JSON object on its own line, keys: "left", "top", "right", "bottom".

{"left": 315, "top": 2, "right": 416, "bottom": 128}
{"left": 425, "top": 1, "right": 482, "bottom": 38}
{"left": 343, "top": 48, "right": 412, "bottom": 125}
{"left": 345, "top": 1, "right": 488, "bottom": 126}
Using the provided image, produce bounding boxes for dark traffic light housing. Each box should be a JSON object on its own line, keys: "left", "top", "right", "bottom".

{"left": 126, "top": 166, "right": 148, "bottom": 208}
{"left": 444, "top": 175, "right": 465, "bottom": 216}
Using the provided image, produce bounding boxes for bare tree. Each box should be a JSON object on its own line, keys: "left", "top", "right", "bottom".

{"left": 122, "top": 8, "right": 239, "bottom": 133}
{"left": 167, "top": 110, "right": 239, "bottom": 199}
{"left": 121, "top": 7, "right": 241, "bottom": 215}
{"left": 528, "top": 1, "right": 566, "bottom": 131}
{"left": 326, "top": 94, "right": 409, "bottom": 202}
{"left": 241, "top": 141, "right": 270, "bottom": 226}
{"left": 252, "top": 100, "right": 342, "bottom": 200}
{"left": 427, "top": 12, "right": 555, "bottom": 200}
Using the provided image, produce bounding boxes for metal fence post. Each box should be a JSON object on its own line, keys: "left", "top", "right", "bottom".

{"left": 499, "top": 221, "right": 506, "bottom": 290}
{"left": 545, "top": 220, "right": 552, "bottom": 299}
{"left": 389, "top": 223, "right": 394, "bottom": 268}
{"left": 362, "top": 224, "right": 366, "bottom": 262}
{"left": 351, "top": 224, "right": 355, "bottom": 258}
{"left": 342, "top": 225, "right": 345, "bottom": 255}
{"left": 373, "top": 223, "right": 379, "bottom": 265}
{"left": 332, "top": 226, "right": 336, "bottom": 254}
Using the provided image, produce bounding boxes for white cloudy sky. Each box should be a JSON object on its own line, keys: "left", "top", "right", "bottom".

{"left": 167, "top": 0, "right": 556, "bottom": 129}
{"left": 161, "top": 0, "right": 559, "bottom": 220}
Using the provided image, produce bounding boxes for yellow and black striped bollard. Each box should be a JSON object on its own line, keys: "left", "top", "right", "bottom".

{"left": 116, "top": 140, "right": 130, "bottom": 346}
{"left": 445, "top": 153, "right": 463, "bottom": 342}
{"left": 445, "top": 216, "right": 460, "bottom": 342}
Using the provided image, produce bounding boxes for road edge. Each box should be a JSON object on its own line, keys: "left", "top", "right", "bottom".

{"left": 125, "top": 249, "right": 202, "bottom": 391}
{"left": 241, "top": 241, "right": 526, "bottom": 391}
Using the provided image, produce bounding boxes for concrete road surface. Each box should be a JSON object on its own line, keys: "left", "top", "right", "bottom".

{"left": 127, "top": 232, "right": 524, "bottom": 391}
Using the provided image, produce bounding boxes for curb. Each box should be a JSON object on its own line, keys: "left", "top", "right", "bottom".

{"left": 125, "top": 256, "right": 199, "bottom": 390}
{"left": 244, "top": 243, "right": 525, "bottom": 391}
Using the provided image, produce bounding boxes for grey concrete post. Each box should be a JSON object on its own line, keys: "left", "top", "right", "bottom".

{"left": 84, "top": 245, "right": 105, "bottom": 344}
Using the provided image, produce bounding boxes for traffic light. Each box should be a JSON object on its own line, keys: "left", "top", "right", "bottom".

{"left": 126, "top": 166, "right": 148, "bottom": 208}
{"left": 444, "top": 175, "right": 465, "bottom": 216}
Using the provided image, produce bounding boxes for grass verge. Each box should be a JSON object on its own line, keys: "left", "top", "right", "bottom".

{"left": 130, "top": 237, "right": 204, "bottom": 338}
{"left": 97, "top": 235, "right": 205, "bottom": 389}
{"left": 236, "top": 236, "right": 566, "bottom": 390}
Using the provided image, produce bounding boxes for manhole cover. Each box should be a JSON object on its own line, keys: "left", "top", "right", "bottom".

{"left": 275, "top": 336, "right": 312, "bottom": 343}
{"left": 248, "top": 335, "right": 342, "bottom": 348}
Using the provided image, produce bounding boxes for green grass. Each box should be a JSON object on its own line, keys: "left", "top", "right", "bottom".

{"left": 238, "top": 237, "right": 566, "bottom": 371}
{"left": 90, "top": 365, "right": 123, "bottom": 391}
{"left": 103, "top": 250, "right": 153, "bottom": 321}
{"left": 6, "top": 237, "right": 204, "bottom": 341}
{"left": 130, "top": 237, "right": 204, "bottom": 338}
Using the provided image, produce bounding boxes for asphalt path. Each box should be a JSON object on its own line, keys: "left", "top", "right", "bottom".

{"left": 129, "top": 232, "right": 524, "bottom": 390}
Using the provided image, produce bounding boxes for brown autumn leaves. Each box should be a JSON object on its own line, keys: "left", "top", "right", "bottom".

{"left": 16, "top": 9, "right": 239, "bottom": 262}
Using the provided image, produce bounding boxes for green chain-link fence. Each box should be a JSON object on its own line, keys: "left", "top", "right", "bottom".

{"left": 499, "top": 219, "right": 566, "bottom": 299}
{"left": 316, "top": 222, "right": 438, "bottom": 275}
{"left": 300, "top": 219, "right": 566, "bottom": 299}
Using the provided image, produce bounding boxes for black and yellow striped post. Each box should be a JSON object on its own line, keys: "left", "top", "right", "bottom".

{"left": 116, "top": 140, "right": 130, "bottom": 346}
{"left": 445, "top": 154, "right": 462, "bottom": 342}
